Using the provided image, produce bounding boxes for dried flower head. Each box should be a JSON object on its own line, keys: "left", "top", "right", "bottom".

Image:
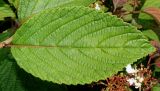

{"left": 126, "top": 64, "right": 158, "bottom": 90}
{"left": 106, "top": 75, "right": 128, "bottom": 91}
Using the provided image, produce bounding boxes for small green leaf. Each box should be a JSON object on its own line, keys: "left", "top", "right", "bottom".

{"left": 18, "top": 0, "right": 96, "bottom": 21}
{"left": 0, "top": 6, "right": 15, "bottom": 20}
{"left": 11, "top": 6, "right": 155, "bottom": 84}
{"left": 154, "top": 65, "right": 160, "bottom": 72}
{"left": 0, "top": 48, "right": 10, "bottom": 63}
{"left": 0, "top": 0, "right": 15, "bottom": 20}
{"left": 0, "top": 32, "right": 10, "bottom": 62}
{"left": 142, "top": 29, "right": 159, "bottom": 41}
{"left": 9, "top": 0, "right": 19, "bottom": 9}
{"left": 0, "top": 32, "right": 10, "bottom": 42}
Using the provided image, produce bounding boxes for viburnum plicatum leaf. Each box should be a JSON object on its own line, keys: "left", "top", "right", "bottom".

{"left": 18, "top": 0, "right": 96, "bottom": 21}
{"left": 143, "top": 7, "right": 160, "bottom": 25}
{"left": 11, "top": 6, "right": 155, "bottom": 84}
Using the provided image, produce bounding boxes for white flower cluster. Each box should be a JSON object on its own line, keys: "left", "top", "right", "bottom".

{"left": 95, "top": 3, "right": 101, "bottom": 10}
{"left": 126, "top": 64, "right": 144, "bottom": 89}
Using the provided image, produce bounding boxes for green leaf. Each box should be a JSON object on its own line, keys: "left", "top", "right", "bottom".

{"left": 0, "top": 32, "right": 10, "bottom": 42}
{"left": 9, "top": 0, "right": 19, "bottom": 9}
{"left": 142, "top": 29, "right": 159, "bottom": 41}
{"left": 0, "top": 58, "right": 26, "bottom": 91}
{"left": 154, "top": 65, "right": 160, "bottom": 72}
{"left": 0, "top": 56, "right": 68, "bottom": 91}
{"left": 0, "top": 37, "right": 23, "bottom": 91}
{"left": 0, "top": 48, "right": 10, "bottom": 63}
{"left": 11, "top": 6, "right": 155, "bottom": 84}
{"left": 18, "top": 0, "right": 96, "bottom": 21}
{"left": 0, "top": 32, "right": 10, "bottom": 62}
{"left": 152, "top": 87, "right": 160, "bottom": 91}
{"left": 0, "top": 0, "right": 15, "bottom": 20}
{"left": 138, "top": 0, "right": 160, "bottom": 27}
{"left": 0, "top": 32, "right": 23, "bottom": 91}
{"left": 152, "top": 84, "right": 160, "bottom": 91}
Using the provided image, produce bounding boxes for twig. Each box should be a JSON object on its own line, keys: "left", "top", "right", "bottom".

{"left": 122, "top": 10, "right": 141, "bottom": 16}
{"left": 0, "top": 36, "right": 13, "bottom": 48}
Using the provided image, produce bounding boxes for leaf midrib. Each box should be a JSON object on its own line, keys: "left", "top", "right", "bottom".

{"left": 10, "top": 44, "right": 151, "bottom": 49}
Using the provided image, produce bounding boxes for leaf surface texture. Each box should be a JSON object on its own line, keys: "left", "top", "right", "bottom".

{"left": 18, "top": 0, "right": 96, "bottom": 21}
{"left": 12, "top": 7, "right": 154, "bottom": 84}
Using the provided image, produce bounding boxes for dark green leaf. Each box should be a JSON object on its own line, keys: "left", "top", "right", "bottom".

{"left": 142, "top": 29, "right": 159, "bottom": 41}
{"left": 0, "top": 57, "right": 68, "bottom": 91}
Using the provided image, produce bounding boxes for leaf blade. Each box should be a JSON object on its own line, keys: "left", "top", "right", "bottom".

{"left": 142, "top": 29, "right": 159, "bottom": 41}
{"left": 0, "top": 1, "right": 15, "bottom": 20}
{"left": 12, "top": 6, "right": 155, "bottom": 84}
{"left": 18, "top": 0, "right": 96, "bottom": 21}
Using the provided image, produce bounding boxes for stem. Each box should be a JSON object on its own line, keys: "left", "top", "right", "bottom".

{"left": 122, "top": 10, "right": 141, "bottom": 17}
{"left": 0, "top": 36, "right": 13, "bottom": 48}
{"left": 0, "top": 42, "right": 5, "bottom": 48}
{"left": 133, "top": 0, "right": 137, "bottom": 11}
{"left": 132, "top": 10, "right": 141, "bottom": 14}
{"left": 139, "top": 86, "right": 141, "bottom": 91}
{"left": 147, "top": 56, "right": 152, "bottom": 67}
